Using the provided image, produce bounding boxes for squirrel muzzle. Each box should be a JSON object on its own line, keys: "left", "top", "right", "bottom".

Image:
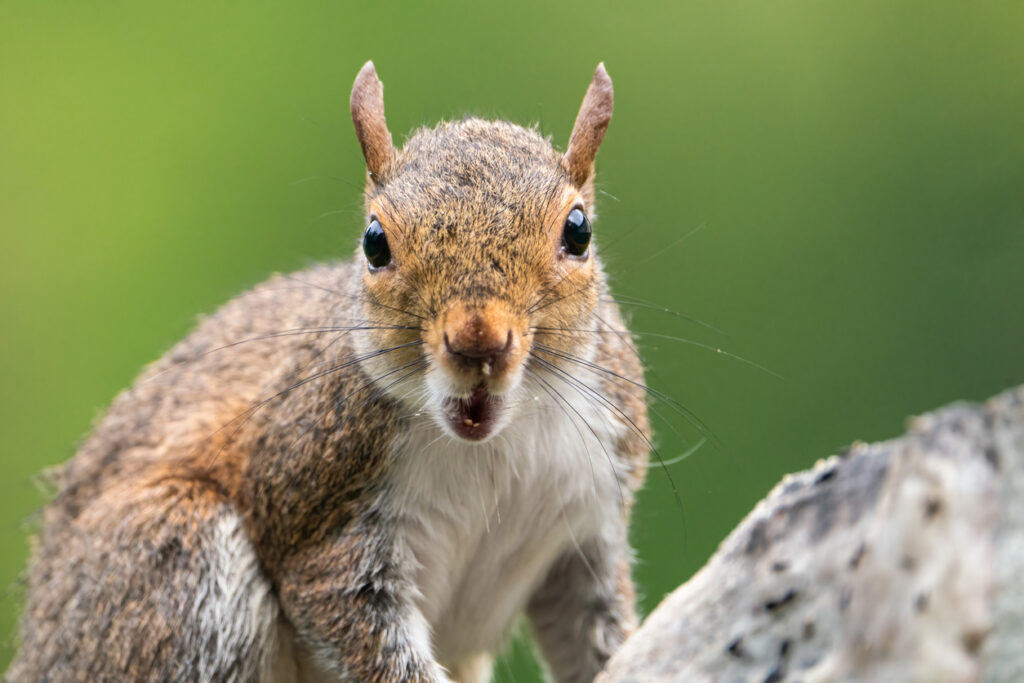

{"left": 434, "top": 300, "right": 527, "bottom": 394}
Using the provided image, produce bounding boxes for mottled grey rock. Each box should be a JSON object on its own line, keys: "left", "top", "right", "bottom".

{"left": 601, "top": 386, "right": 1024, "bottom": 683}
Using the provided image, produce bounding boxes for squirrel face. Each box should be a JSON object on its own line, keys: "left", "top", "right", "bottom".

{"left": 348, "top": 62, "right": 613, "bottom": 442}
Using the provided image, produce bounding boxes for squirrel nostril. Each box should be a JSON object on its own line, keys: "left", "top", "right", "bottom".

{"left": 444, "top": 326, "right": 514, "bottom": 364}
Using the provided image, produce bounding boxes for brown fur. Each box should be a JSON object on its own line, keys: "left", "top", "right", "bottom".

{"left": 9, "top": 63, "right": 649, "bottom": 683}
{"left": 351, "top": 61, "right": 396, "bottom": 181}
{"left": 564, "top": 63, "right": 614, "bottom": 187}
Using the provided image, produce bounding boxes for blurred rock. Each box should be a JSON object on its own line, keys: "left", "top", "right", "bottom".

{"left": 600, "top": 386, "right": 1024, "bottom": 683}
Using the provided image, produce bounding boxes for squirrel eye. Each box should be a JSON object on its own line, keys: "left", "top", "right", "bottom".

{"left": 562, "top": 208, "right": 591, "bottom": 257}
{"left": 362, "top": 219, "right": 391, "bottom": 270}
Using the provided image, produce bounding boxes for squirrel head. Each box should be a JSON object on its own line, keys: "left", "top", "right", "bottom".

{"left": 349, "top": 61, "right": 614, "bottom": 443}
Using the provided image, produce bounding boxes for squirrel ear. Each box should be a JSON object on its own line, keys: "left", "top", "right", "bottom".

{"left": 563, "top": 63, "right": 614, "bottom": 187}
{"left": 350, "top": 61, "right": 395, "bottom": 181}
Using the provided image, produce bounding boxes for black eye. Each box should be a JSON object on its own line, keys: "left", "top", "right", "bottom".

{"left": 562, "top": 208, "right": 591, "bottom": 257}
{"left": 363, "top": 219, "right": 391, "bottom": 270}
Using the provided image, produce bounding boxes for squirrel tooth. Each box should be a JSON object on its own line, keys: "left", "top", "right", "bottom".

{"left": 464, "top": 418, "right": 474, "bottom": 427}
{"left": 481, "top": 362, "right": 491, "bottom": 376}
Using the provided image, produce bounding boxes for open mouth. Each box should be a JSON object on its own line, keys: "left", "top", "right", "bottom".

{"left": 442, "top": 384, "right": 501, "bottom": 441}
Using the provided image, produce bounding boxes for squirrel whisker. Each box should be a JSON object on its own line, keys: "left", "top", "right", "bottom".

{"left": 597, "top": 294, "right": 724, "bottom": 333}
{"left": 526, "top": 269, "right": 593, "bottom": 316}
{"left": 532, "top": 343, "right": 716, "bottom": 443}
{"left": 528, "top": 353, "right": 684, "bottom": 519}
{"left": 523, "top": 367, "right": 607, "bottom": 506}
{"left": 531, "top": 325, "right": 776, "bottom": 378}
{"left": 526, "top": 335, "right": 702, "bottom": 469}
{"left": 280, "top": 273, "right": 427, "bottom": 322}
{"left": 203, "top": 340, "right": 426, "bottom": 464}
{"left": 277, "top": 356, "right": 431, "bottom": 465}
{"left": 205, "top": 325, "right": 422, "bottom": 355}
{"left": 531, "top": 364, "right": 629, "bottom": 509}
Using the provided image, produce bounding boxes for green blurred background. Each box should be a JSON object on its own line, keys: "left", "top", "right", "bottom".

{"left": 2, "top": 1, "right": 1022, "bottom": 678}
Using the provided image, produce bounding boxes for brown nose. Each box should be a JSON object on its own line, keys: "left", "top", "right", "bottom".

{"left": 443, "top": 315, "right": 514, "bottom": 375}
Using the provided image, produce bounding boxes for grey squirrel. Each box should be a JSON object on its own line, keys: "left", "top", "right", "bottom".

{"left": 10, "top": 61, "right": 650, "bottom": 683}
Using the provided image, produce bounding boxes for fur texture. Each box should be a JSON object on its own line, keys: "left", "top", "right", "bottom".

{"left": 10, "top": 63, "right": 649, "bottom": 683}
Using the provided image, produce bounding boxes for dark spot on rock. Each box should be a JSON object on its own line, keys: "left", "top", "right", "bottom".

{"left": 849, "top": 543, "right": 867, "bottom": 569}
{"left": 727, "top": 637, "right": 747, "bottom": 659}
{"left": 962, "top": 630, "right": 986, "bottom": 655}
{"left": 781, "top": 477, "right": 809, "bottom": 495}
{"left": 808, "top": 496, "right": 838, "bottom": 541}
{"left": 746, "top": 519, "right": 769, "bottom": 556}
{"left": 779, "top": 639, "right": 792, "bottom": 658}
{"left": 914, "top": 593, "right": 929, "bottom": 612}
{"left": 901, "top": 555, "right": 917, "bottom": 572}
{"left": 985, "top": 446, "right": 1000, "bottom": 470}
{"left": 924, "top": 497, "right": 942, "bottom": 519}
{"left": 765, "top": 589, "right": 798, "bottom": 613}
{"left": 839, "top": 587, "right": 852, "bottom": 612}
{"left": 803, "top": 619, "right": 816, "bottom": 640}
{"left": 771, "top": 560, "right": 789, "bottom": 573}
{"left": 814, "top": 467, "right": 837, "bottom": 485}
{"left": 763, "top": 665, "right": 785, "bottom": 683}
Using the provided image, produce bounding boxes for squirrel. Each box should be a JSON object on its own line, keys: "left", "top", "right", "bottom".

{"left": 9, "top": 61, "right": 650, "bottom": 683}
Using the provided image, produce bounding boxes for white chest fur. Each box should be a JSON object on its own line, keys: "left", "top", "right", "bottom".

{"left": 384, "top": 380, "right": 628, "bottom": 670}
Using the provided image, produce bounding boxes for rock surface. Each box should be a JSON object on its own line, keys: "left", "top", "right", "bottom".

{"left": 600, "top": 386, "right": 1024, "bottom": 683}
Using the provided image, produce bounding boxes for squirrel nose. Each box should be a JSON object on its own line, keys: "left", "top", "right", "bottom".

{"left": 443, "top": 317, "right": 515, "bottom": 375}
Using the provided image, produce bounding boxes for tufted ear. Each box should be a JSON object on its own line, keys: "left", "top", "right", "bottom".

{"left": 350, "top": 61, "right": 395, "bottom": 181}
{"left": 563, "top": 63, "right": 614, "bottom": 187}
